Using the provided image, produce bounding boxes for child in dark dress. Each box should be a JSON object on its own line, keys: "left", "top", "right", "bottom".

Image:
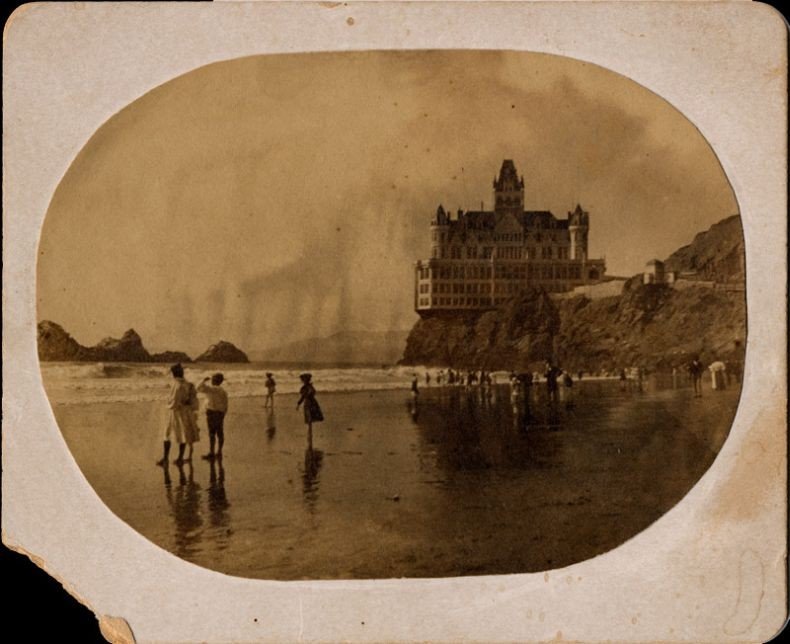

{"left": 296, "top": 373, "right": 323, "bottom": 435}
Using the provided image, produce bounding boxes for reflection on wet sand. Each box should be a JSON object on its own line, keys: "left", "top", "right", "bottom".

{"left": 265, "top": 409, "right": 276, "bottom": 442}
{"left": 207, "top": 459, "right": 231, "bottom": 549}
{"left": 161, "top": 458, "right": 233, "bottom": 558}
{"left": 165, "top": 462, "right": 203, "bottom": 560}
{"left": 412, "top": 385, "right": 570, "bottom": 471}
{"left": 301, "top": 444, "right": 324, "bottom": 512}
{"left": 56, "top": 377, "right": 740, "bottom": 579}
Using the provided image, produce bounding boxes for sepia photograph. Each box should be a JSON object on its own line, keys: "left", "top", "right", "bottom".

{"left": 4, "top": 2, "right": 786, "bottom": 642}
{"left": 37, "top": 50, "right": 746, "bottom": 580}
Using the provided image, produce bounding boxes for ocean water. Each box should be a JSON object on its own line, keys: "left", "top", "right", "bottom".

{"left": 40, "top": 362, "right": 446, "bottom": 406}
{"left": 44, "top": 364, "right": 740, "bottom": 580}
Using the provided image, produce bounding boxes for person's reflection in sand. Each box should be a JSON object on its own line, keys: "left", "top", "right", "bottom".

{"left": 207, "top": 457, "right": 232, "bottom": 548}
{"left": 512, "top": 399, "right": 532, "bottom": 434}
{"left": 265, "top": 408, "right": 277, "bottom": 442}
{"left": 301, "top": 443, "right": 324, "bottom": 512}
{"left": 547, "top": 403, "right": 562, "bottom": 430}
{"left": 407, "top": 397, "right": 419, "bottom": 422}
{"left": 165, "top": 461, "right": 204, "bottom": 560}
{"left": 162, "top": 462, "right": 172, "bottom": 488}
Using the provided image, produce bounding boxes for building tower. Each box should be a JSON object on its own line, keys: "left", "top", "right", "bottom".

{"left": 493, "top": 159, "right": 525, "bottom": 215}
{"left": 430, "top": 204, "right": 449, "bottom": 259}
{"left": 568, "top": 204, "right": 589, "bottom": 261}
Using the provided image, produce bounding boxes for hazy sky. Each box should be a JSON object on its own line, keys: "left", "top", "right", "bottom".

{"left": 38, "top": 51, "right": 738, "bottom": 355}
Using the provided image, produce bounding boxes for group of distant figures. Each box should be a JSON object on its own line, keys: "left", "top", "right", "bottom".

{"left": 408, "top": 354, "right": 741, "bottom": 407}
{"left": 409, "top": 362, "right": 579, "bottom": 407}
{"left": 415, "top": 368, "right": 499, "bottom": 389}
{"left": 679, "top": 355, "right": 741, "bottom": 398}
{"left": 155, "top": 365, "right": 323, "bottom": 467}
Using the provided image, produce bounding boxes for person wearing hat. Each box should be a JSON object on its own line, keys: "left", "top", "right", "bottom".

{"left": 264, "top": 372, "right": 277, "bottom": 409}
{"left": 158, "top": 363, "right": 192, "bottom": 466}
{"left": 198, "top": 372, "right": 228, "bottom": 460}
{"left": 296, "top": 373, "right": 323, "bottom": 438}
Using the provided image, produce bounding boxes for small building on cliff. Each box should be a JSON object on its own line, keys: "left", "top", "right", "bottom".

{"left": 415, "top": 160, "right": 606, "bottom": 315}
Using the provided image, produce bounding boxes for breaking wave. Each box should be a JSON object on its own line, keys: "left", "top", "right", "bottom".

{"left": 40, "top": 362, "right": 451, "bottom": 406}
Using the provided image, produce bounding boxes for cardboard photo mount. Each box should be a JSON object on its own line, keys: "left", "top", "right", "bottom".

{"left": 2, "top": 2, "right": 787, "bottom": 642}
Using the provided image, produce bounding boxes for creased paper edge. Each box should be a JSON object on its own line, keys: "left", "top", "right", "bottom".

{"left": 2, "top": 531, "right": 136, "bottom": 644}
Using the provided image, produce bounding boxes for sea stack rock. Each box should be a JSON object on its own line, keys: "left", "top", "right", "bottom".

{"left": 195, "top": 341, "right": 249, "bottom": 363}
{"left": 37, "top": 321, "right": 194, "bottom": 363}
{"left": 150, "top": 351, "right": 193, "bottom": 364}
{"left": 92, "top": 329, "right": 151, "bottom": 362}
{"left": 37, "top": 320, "right": 88, "bottom": 361}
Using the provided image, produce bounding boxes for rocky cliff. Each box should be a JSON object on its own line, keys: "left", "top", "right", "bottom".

{"left": 554, "top": 280, "right": 745, "bottom": 372}
{"left": 664, "top": 214, "right": 744, "bottom": 282}
{"left": 195, "top": 341, "right": 249, "bottom": 363}
{"left": 38, "top": 321, "right": 192, "bottom": 363}
{"left": 402, "top": 288, "right": 558, "bottom": 370}
{"left": 401, "top": 216, "right": 745, "bottom": 372}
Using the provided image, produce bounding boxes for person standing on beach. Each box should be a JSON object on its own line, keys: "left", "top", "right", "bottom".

{"left": 264, "top": 372, "right": 277, "bottom": 409}
{"left": 520, "top": 371, "right": 533, "bottom": 398}
{"left": 158, "top": 363, "right": 191, "bottom": 467}
{"left": 688, "top": 357, "right": 704, "bottom": 397}
{"left": 411, "top": 374, "right": 420, "bottom": 399}
{"left": 297, "top": 373, "right": 324, "bottom": 447}
{"left": 509, "top": 372, "right": 522, "bottom": 403}
{"left": 198, "top": 373, "right": 229, "bottom": 460}
{"left": 544, "top": 362, "right": 561, "bottom": 404}
{"left": 183, "top": 379, "right": 201, "bottom": 461}
{"left": 562, "top": 370, "right": 574, "bottom": 405}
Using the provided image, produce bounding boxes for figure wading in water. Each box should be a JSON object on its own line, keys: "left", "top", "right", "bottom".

{"left": 296, "top": 373, "right": 324, "bottom": 449}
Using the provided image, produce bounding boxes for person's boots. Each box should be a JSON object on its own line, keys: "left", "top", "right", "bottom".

{"left": 156, "top": 440, "right": 171, "bottom": 466}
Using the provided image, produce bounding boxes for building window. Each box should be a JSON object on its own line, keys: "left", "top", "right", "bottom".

{"left": 467, "top": 246, "right": 478, "bottom": 259}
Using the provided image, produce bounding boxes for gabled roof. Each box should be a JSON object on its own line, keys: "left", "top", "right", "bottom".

{"left": 519, "top": 211, "right": 566, "bottom": 229}
{"left": 442, "top": 208, "right": 569, "bottom": 232}
{"left": 459, "top": 210, "right": 497, "bottom": 229}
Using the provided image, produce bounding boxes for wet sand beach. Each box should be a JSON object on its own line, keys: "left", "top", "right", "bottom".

{"left": 51, "top": 378, "right": 738, "bottom": 579}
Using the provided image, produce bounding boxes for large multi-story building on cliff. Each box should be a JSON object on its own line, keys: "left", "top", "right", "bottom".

{"left": 415, "top": 160, "right": 606, "bottom": 314}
